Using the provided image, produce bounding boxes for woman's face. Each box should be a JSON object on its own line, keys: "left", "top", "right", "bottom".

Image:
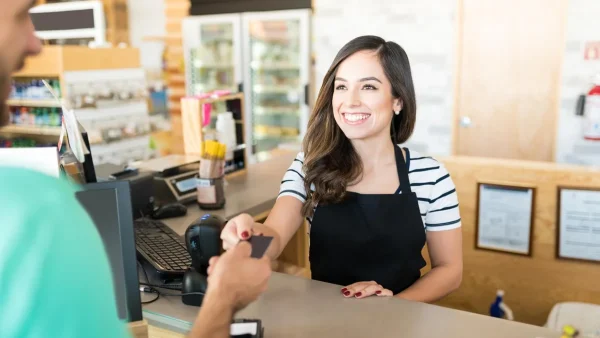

{"left": 332, "top": 50, "right": 402, "bottom": 141}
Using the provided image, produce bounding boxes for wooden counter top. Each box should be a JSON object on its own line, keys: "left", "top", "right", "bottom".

{"left": 143, "top": 272, "right": 561, "bottom": 338}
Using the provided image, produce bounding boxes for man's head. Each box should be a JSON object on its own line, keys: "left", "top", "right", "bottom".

{"left": 0, "top": 0, "right": 42, "bottom": 126}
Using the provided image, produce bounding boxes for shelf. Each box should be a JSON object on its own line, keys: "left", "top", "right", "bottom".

{"left": 254, "top": 106, "right": 299, "bottom": 115}
{"left": 254, "top": 133, "right": 299, "bottom": 141}
{"left": 253, "top": 85, "right": 301, "bottom": 94}
{"left": 192, "top": 61, "right": 234, "bottom": 69}
{"left": 233, "top": 144, "right": 246, "bottom": 151}
{"left": 7, "top": 99, "right": 61, "bottom": 108}
{"left": 0, "top": 124, "right": 62, "bottom": 136}
{"left": 250, "top": 62, "right": 300, "bottom": 70}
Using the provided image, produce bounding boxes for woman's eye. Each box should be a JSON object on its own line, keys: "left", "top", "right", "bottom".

{"left": 335, "top": 85, "right": 346, "bottom": 90}
{"left": 363, "top": 84, "right": 377, "bottom": 90}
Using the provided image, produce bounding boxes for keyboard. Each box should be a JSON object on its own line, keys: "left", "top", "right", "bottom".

{"left": 134, "top": 218, "right": 192, "bottom": 275}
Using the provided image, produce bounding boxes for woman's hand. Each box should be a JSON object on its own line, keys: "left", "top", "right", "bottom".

{"left": 220, "top": 213, "right": 262, "bottom": 250}
{"left": 341, "top": 281, "right": 394, "bottom": 298}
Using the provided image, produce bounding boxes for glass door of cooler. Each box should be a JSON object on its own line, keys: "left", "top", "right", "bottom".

{"left": 182, "top": 14, "right": 242, "bottom": 96}
{"left": 242, "top": 9, "right": 310, "bottom": 158}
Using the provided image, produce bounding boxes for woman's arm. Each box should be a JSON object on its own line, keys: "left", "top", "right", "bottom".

{"left": 396, "top": 228, "right": 463, "bottom": 303}
{"left": 222, "top": 153, "right": 308, "bottom": 260}
{"left": 253, "top": 196, "right": 305, "bottom": 260}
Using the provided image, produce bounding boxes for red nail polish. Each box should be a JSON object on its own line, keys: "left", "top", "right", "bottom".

{"left": 241, "top": 231, "right": 249, "bottom": 239}
{"left": 355, "top": 292, "right": 362, "bottom": 297}
{"left": 341, "top": 288, "right": 347, "bottom": 292}
{"left": 376, "top": 290, "right": 382, "bottom": 295}
{"left": 343, "top": 291, "right": 351, "bottom": 296}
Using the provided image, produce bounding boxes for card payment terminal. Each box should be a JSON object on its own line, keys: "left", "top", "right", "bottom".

{"left": 137, "top": 155, "right": 202, "bottom": 205}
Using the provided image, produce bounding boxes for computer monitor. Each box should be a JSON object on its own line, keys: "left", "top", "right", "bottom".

{"left": 29, "top": 1, "right": 106, "bottom": 45}
{"left": 75, "top": 180, "right": 143, "bottom": 322}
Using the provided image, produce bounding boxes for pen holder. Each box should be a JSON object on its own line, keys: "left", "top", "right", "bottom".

{"left": 197, "top": 176, "right": 225, "bottom": 210}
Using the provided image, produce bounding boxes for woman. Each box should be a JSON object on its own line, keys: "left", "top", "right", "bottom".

{"left": 221, "top": 35, "right": 463, "bottom": 302}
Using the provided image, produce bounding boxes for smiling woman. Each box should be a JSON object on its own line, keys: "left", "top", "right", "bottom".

{"left": 221, "top": 35, "right": 463, "bottom": 304}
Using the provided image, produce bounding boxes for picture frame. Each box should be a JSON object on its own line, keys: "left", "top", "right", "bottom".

{"left": 556, "top": 186, "right": 600, "bottom": 263}
{"left": 475, "top": 182, "right": 536, "bottom": 256}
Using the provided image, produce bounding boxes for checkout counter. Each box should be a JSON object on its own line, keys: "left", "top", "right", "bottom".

{"left": 127, "top": 150, "right": 562, "bottom": 338}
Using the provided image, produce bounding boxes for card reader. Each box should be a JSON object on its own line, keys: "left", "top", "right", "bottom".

{"left": 136, "top": 155, "right": 202, "bottom": 205}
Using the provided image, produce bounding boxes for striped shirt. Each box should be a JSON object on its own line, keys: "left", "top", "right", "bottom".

{"left": 278, "top": 146, "right": 462, "bottom": 232}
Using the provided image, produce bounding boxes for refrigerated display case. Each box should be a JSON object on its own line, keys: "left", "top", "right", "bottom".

{"left": 242, "top": 9, "right": 310, "bottom": 156}
{"left": 182, "top": 9, "right": 311, "bottom": 161}
{"left": 182, "top": 14, "right": 243, "bottom": 96}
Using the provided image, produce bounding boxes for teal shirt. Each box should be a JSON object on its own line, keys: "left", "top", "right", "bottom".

{"left": 0, "top": 168, "right": 130, "bottom": 338}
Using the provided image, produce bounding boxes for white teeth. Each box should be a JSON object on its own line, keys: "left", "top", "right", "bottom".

{"left": 344, "top": 114, "right": 370, "bottom": 122}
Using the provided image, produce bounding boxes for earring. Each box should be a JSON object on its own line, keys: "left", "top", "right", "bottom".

{"left": 394, "top": 109, "right": 400, "bottom": 115}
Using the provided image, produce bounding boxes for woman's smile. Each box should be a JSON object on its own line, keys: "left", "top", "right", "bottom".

{"left": 341, "top": 112, "right": 372, "bottom": 125}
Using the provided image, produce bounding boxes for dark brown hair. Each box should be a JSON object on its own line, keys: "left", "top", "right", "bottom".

{"left": 301, "top": 35, "right": 417, "bottom": 217}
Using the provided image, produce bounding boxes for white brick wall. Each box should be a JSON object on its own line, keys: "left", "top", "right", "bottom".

{"left": 555, "top": 0, "right": 600, "bottom": 166}
{"left": 312, "top": 0, "right": 457, "bottom": 156}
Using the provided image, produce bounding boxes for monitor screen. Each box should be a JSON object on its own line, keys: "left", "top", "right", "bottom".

{"left": 30, "top": 9, "right": 95, "bottom": 31}
{"left": 76, "top": 181, "right": 142, "bottom": 322}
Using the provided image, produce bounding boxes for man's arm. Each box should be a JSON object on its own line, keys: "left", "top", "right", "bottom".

{"left": 187, "top": 242, "right": 271, "bottom": 338}
{"left": 189, "top": 290, "right": 234, "bottom": 338}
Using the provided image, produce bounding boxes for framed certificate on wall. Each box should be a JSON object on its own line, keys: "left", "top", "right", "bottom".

{"left": 557, "top": 187, "right": 600, "bottom": 263}
{"left": 475, "top": 182, "right": 536, "bottom": 256}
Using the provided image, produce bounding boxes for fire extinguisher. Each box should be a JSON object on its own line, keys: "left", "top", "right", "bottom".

{"left": 576, "top": 74, "right": 600, "bottom": 140}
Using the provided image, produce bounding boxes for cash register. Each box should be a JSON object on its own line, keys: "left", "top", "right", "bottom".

{"left": 136, "top": 155, "right": 202, "bottom": 205}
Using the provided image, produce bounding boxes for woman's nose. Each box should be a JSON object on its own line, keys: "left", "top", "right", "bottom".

{"left": 346, "top": 88, "right": 361, "bottom": 107}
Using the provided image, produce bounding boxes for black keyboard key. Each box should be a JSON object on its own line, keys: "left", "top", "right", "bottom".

{"left": 134, "top": 218, "right": 193, "bottom": 274}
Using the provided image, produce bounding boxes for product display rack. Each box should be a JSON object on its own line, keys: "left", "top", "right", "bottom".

{"left": 181, "top": 92, "right": 248, "bottom": 176}
{"left": 0, "top": 46, "right": 154, "bottom": 166}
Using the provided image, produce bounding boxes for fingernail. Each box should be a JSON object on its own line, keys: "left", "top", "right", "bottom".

{"left": 343, "top": 291, "right": 351, "bottom": 296}
{"left": 341, "top": 288, "right": 347, "bottom": 292}
{"left": 241, "top": 231, "right": 249, "bottom": 239}
{"left": 376, "top": 291, "right": 381, "bottom": 295}
{"left": 355, "top": 292, "right": 362, "bottom": 297}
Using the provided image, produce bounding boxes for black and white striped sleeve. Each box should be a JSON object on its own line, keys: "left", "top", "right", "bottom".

{"left": 424, "top": 164, "right": 461, "bottom": 231}
{"left": 278, "top": 152, "right": 307, "bottom": 203}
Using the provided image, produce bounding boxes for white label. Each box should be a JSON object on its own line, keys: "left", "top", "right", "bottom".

{"left": 196, "top": 178, "right": 212, "bottom": 188}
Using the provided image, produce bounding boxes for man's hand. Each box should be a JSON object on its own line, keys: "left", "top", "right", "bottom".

{"left": 189, "top": 242, "right": 271, "bottom": 338}
{"left": 341, "top": 281, "right": 394, "bottom": 298}
{"left": 206, "top": 241, "right": 272, "bottom": 311}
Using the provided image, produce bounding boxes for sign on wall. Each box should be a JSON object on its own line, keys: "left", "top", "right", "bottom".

{"left": 557, "top": 186, "right": 600, "bottom": 263}
{"left": 475, "top": 182, "right": 536, "bottom": 256}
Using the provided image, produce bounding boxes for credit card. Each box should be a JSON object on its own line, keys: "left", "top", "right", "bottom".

{"left": 248, "top": 236, "right": 273, "bottom": 258}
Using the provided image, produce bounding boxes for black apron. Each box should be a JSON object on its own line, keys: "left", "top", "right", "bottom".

{"left": 309, "top": 145, "right": 426, "bottom": 294}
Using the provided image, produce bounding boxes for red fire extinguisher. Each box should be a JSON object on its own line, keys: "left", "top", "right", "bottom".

{"left": 577, "top": 74, "right": 600, "bottom": 140}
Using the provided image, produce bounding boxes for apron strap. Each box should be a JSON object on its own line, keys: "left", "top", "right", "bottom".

{"left": 394, "top": 145, "right": 412, "bottom": 194}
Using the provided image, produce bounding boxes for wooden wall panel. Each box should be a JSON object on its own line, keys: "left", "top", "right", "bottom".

{"left": 453, "top": 0, "right": 567, "bottom": 161}
{"left": 420, "top": 156, "right": 600, "bottom": 325}
{"left": 164, "top": 0, "right": 189, "bottom": 154}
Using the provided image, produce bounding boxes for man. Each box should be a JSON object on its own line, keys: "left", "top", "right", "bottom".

{"left": 0, "top": 1, "right": 271, "bottom": 337}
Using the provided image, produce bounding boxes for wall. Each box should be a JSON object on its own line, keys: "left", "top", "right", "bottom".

{"left": 312, "top": 0, "right": 457, "bottom": 156}
{"left": 556, "top": 0, "right": 600, "bottom": 166}
{"left": 421, "top": 156, "right": 600, "bottom": 325}
{"left": 127, "top": 0, "right": 167, "bottom": 74}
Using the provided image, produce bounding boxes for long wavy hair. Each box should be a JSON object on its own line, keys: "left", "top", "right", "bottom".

{"left": 301, "top": 35, "right": 417, "bottom": 217}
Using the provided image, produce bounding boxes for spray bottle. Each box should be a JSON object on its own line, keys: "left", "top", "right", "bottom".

{"left": 490, "top": 290, "right": 514, "bottom": 321}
